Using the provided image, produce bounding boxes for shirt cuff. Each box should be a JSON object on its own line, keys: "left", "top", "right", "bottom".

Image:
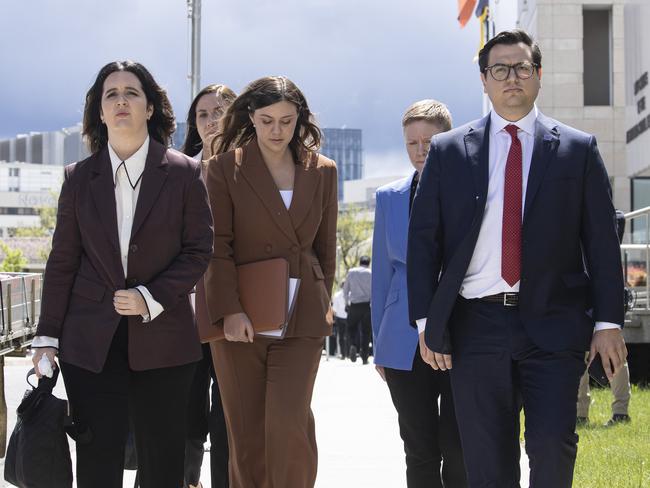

{"left": 594, "top": 321, "right": 621, "bottom": 332}
{"left": 416, "top": 318, "right": 427, "bottom": 334}
{"left": 135, "top": 286, "right": 164, "bottom": 323}
{"left": 32, "top": 335, "right": 59, "bottom": 349}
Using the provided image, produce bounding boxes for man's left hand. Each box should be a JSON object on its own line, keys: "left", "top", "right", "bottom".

{"left": 114, "top": 289, "right": 148, "bottom": 316}
{"left": 589, "top": 328, "right": 627, "bottom": 382}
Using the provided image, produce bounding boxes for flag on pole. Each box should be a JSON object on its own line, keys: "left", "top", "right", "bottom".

{"left": 471, "top": 2, "right": 490, "bottom": 62}
{"left": 477, "top": 2, "right": 490, "bottom": 51}
{"left": 457, "top": 0, "right": 477, "bottom": 28}
{"left": 475, "top": 0, "right": 489, "bottom": 17}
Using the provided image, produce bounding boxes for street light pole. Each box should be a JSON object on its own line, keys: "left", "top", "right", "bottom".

{"left": 187, "top": 0, "right": 201, "bottom": 101}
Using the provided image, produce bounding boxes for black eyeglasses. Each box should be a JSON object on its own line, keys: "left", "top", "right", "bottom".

{"left": 484, "top": 62, "right": 538, "bottom": 81}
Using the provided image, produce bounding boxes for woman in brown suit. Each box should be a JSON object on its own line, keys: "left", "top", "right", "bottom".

{"left": 204, "top": 76, "right": 337, "bottom": 488}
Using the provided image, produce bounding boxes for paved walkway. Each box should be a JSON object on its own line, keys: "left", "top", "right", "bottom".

{"left": 0, "top": 355, "right": 530, "bottom": 487}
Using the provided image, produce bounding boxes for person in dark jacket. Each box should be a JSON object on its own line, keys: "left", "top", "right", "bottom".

{"left": 32, "top": 61, "right": 214, "bottom": 488}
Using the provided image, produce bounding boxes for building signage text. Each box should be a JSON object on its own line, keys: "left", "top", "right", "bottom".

{"left": 628, "top": 71, "right": 650, "bottom": 144}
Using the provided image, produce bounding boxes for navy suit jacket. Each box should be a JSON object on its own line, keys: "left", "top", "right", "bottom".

{"left": 407, "top": 112, "right": 624, "bottom": 354}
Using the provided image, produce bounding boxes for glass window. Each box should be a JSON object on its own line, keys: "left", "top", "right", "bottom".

{"left": 583, "top": 8, "right": 612, "bottom": 106}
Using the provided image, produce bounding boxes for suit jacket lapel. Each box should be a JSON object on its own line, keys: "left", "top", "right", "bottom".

{"left": 131, "top": 139, "right": 169, "bottom": 238}
{"left": 288, "top": 156, "right": 321, "bottom": 231}
{"left": 90, "top": 148, "right": 120, "bottom": 253}
{"left": 464, "top": 114, "right": 491, "bottom": 220}
{"left": 394, "top": 174, "right": 412, "bottom": 262}
{"left": 239, "top": 140, "right": 299, "bottom": 244}
{"left": 523, "top": 115, "right": 559, "bottom": 222}
{"left": 426, "top": 117, "right": 491, "bottom": 353}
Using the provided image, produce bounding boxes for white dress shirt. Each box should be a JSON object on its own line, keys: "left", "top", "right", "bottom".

{"left": 279, "top": 189, "right": 293, "bottom": 210}
{"left": 332, "top": 289, "right": 348, "bottom": 319}
{"left": 460, "top": 106, "right": 537, "bottom": 298}
{"left": 32, "top": 136, "right": 164, "bottom": 349}
{"left": 255, "top": 189, "right": 294, "bottom": 339}
{"left": 417, "top": 107, "right": 619, "bottom": 334}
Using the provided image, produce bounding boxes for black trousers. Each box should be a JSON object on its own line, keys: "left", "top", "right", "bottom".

{"left": 329, "top": 317, "right": 347, "bottom": 356}
{"left": 346, "top": 302, "right": 372, "bottom": 361}
{"left": 384, "top": 348, "right": 467, "bottom": 488}
{"left": 185, "top": 343, "right": 229, "bottom": 488}
{"left": 60, "top": 319, "right": 196, "bottom": 488}
{"left": 449, "top": 298, "right": 585, "bottom": 488}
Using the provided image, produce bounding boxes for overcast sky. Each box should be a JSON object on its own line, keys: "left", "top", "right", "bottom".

{"left": 0, "top": 0, "right": 484, "bottom": 177}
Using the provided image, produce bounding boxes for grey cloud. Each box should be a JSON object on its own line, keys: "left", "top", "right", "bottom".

{"left": 0, "top": 0, "right": 483, "bottom": 156}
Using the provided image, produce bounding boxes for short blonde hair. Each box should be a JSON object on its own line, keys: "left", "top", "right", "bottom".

{"left": 402, "top": 99, "right": 452, "bottom": 131}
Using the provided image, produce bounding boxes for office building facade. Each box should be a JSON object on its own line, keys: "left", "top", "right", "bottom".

{"left": 321, "top": 128, "right": 363, "bottom": 201}
{"left": 0, "top": 163, "right": 62, "bottom": 236}
{"left": 0, "top": 124, "right": 89, "bottom": 166}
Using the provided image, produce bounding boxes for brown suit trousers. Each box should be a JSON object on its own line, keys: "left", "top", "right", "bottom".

{"left": 211, "top": 337, "right": 323, "bottom": 488}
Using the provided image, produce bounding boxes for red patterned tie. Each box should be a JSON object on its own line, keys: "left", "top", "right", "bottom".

{"left": 502, "top": 124, "right": 522, "bottom": 287}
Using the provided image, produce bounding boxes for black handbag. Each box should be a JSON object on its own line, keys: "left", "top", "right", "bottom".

{"left": 4, "top": 367, "right": 73, "bottom": 488}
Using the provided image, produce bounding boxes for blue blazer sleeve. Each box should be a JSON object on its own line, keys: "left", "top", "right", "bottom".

{"left": 407, "top": 139, "right": 443, "bottom": 323}
{"left": 371, "top": 192, "right": 393, "bottom": 343}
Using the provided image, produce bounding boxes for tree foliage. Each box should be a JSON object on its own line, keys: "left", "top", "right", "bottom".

{"left": 12, "top": 195, "right": 58, "bottom": 261}
{"left": 0, "top": 242, "right": 27, "bottom": 272}
{"left": 336, "top": 204, "right": 373, "bottom": 288}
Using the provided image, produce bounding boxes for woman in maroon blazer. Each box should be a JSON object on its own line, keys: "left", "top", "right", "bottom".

{"left": 31, "top": 61, "right": 213, "bottom": 488}
{"left": 204, "top": 76, "right": 337, "bottom": 488}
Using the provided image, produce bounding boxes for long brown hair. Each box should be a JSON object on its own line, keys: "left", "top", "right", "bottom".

{"left": 212, "top": 76, "right": 321, "bottom": 164}
{"left": 181, "top": 84, "right": 237, "bottom": 156}
{"left": 82, "top": 61, "right": 175, "bottom": 154}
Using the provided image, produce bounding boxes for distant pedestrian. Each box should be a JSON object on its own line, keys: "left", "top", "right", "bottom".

{"left": 332, "top": 284, "right": 348, "bottom": 358}
{"left": 577, "top": 209, "right": 632, "bottom": 427}
{"left": 577, "top": 361, "right": 632, "bottom": 426}
{"left": 344, "top": 256, "right": 372, "bottom": 364}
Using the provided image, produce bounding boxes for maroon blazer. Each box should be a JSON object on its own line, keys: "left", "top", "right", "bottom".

{"left": 36, "top": 139, "right": 214, "bottom": 373}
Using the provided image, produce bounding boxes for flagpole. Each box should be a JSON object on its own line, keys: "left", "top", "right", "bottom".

{"left": 480, "top": 4, "right": 492, "bottom": 116}
{"left": 188, "top": 0, "right": 201, "bottom": 101}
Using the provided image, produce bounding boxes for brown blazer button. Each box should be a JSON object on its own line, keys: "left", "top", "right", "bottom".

{"left": 129, "top": 244, "right": 138, "bottom": 253}
{"left": 265, "top": 244, "right": 272, "bottom": 253}
{"left": 290, "top": 245, "right": 299, "bottom": 253}
{"left": 127, "top": 278, "right": 137, "bottom": 287}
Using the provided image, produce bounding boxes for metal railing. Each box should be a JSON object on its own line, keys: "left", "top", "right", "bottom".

{"left": 622, "top": 206, "right": 650, "bottom": 310}
{"left": 0, "top": 273, "right": 41, "bottom": 355}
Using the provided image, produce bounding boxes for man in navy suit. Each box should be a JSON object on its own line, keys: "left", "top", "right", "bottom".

{"left": 407, "top": 29, "right": 627, "bottom": 487}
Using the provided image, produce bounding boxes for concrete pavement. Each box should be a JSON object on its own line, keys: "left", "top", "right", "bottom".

{"left": 0, "top": 355, "right": 529, "bottom": 487}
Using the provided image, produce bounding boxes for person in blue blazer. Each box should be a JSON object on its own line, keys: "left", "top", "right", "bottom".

{"left": 372, "top": 100, "right": 466, "bottom": 488}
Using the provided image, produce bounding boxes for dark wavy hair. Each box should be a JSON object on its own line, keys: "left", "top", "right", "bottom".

{"left": 181, "top": 84, "right": 237, "bottom": 156}
{"left": 212, "top": 76, "right": 322, "bottom": 164}
{"left": 82, "top": 61, "right": 176, "bottom": 154}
